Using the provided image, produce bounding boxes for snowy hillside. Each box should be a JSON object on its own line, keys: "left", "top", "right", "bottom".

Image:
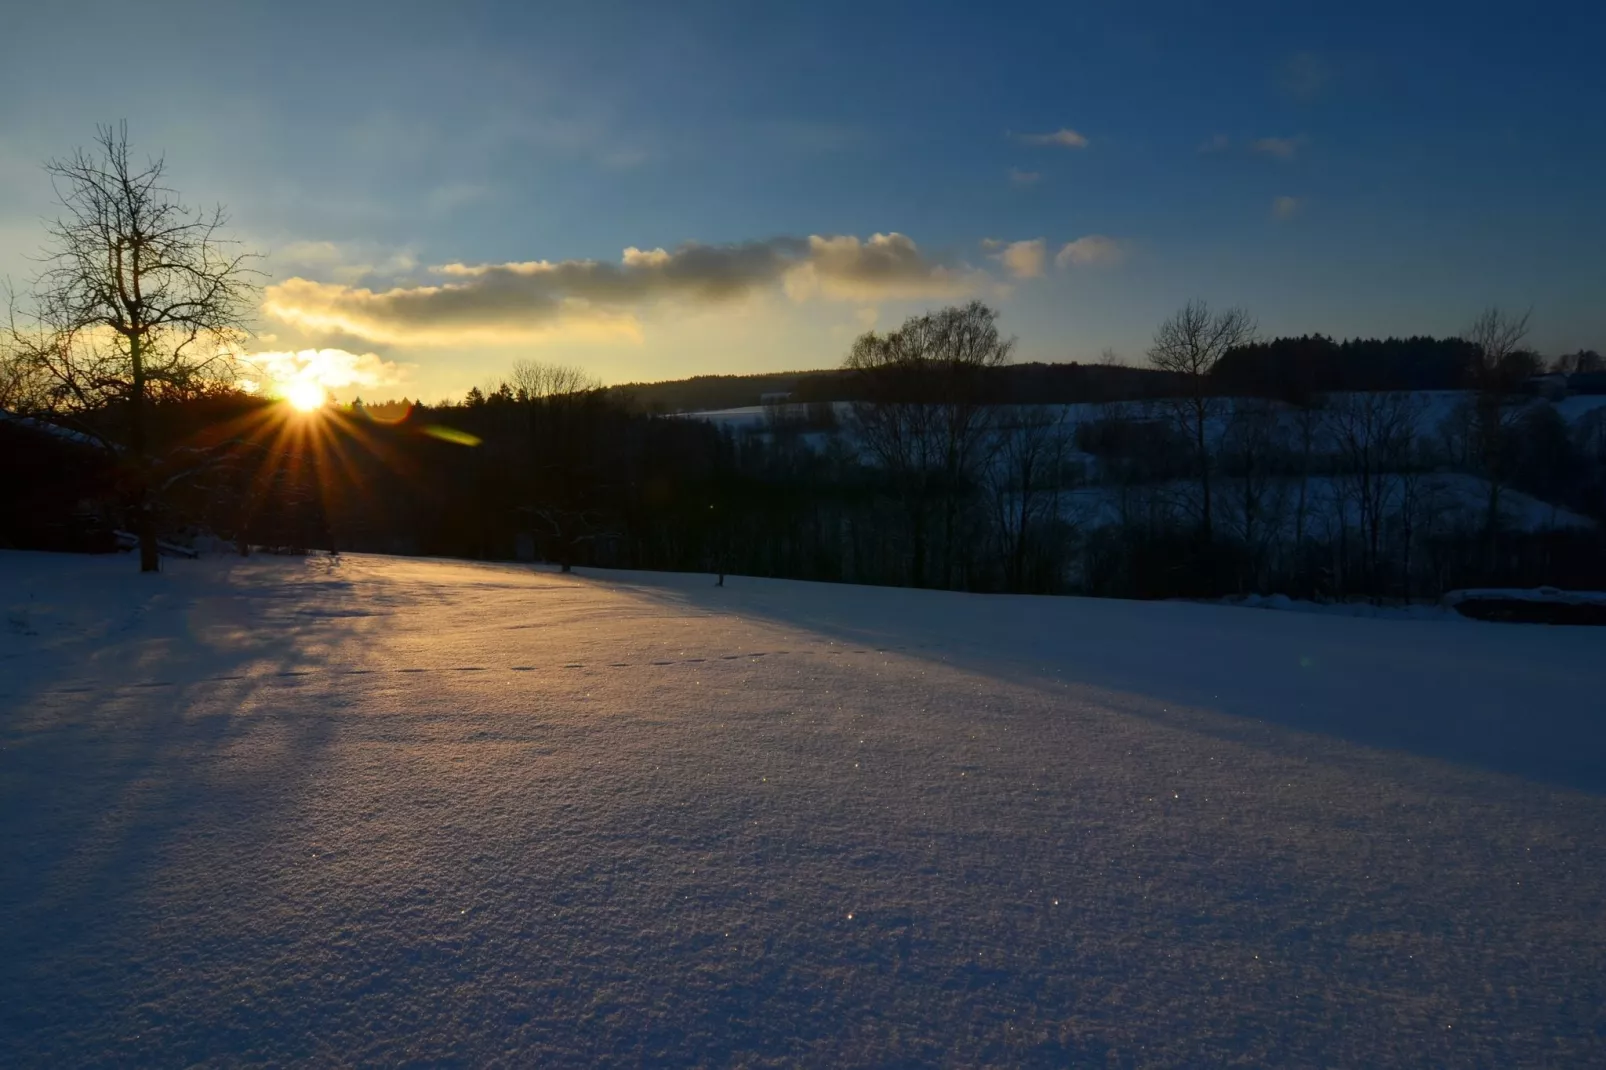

{"left": 3, "top": 551, "right": 1605, "bottom": 1066}
{"left": 690, "top": 392, "right": 1604, "bottom": 540}
{"left": 690, "top": 390, "right": 1606, "bottom": 437}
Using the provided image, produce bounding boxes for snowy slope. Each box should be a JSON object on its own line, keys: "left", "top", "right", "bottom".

{"left": 3, "top": 551, "right": 1605, "bottom": 1066}
{"left": 691, "top": 392, "right": 1606, "bottom": 434}
{"left": 1051, "top": 471, "right": 1596, "bottom": 535}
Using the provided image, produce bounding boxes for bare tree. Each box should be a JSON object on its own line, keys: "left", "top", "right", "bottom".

{"left": 845, "top": 301, "right": 1012, "bottom": 587}
{"left": 1290, "top": 394, "right": 1325, "bottom": 565}
{"left": 1551, "top": 349, "right": 1603, "bottom": 375}
{"left": 0, "top": 335, "right": 49, "bottom": 412}
{"left": 505, "top": 360, "right": 611, "bottom": 571}
{"left": 1463, "top": 307, "right": 1531, "bottom": 563}
{"left": 1323, "top": 391, "right": 1421, "bottom": 597}
{"left": 1147, "top": 300, "right": 1256, "bottom": 540}
{"left": 927, "top": 302, "right": 1015, "bottom": 585}
{"left": 510, "top": 360, "right": 599, "bottom": 400}
{"left": 14, "top": 124, "right": 257, "bottom": 571}
{"left": 987, "top": 405, "right": 1070, "bottom": 591}
{"left": 1219, "top": 398, "right": 1286, "bottom": 590}
{"left": 1395, "top": 450, "right": 1451, "bottom": 601}
{"left": 846, "top": 328, "right": 940, "bottom": 584}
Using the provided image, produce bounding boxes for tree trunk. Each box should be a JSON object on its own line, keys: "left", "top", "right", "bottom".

{"left": 942, "top": 496, "right": 955, "bottom": 590}
{"left": 1194, "top": 397, "right": 1212, "bottom": 542}
{"left": 1479, "top": 393, "right": 1504, "bottom": 580}
{"left": 1012, "top": 461, "right": 1032, "bottom": 592}
{"left": 909, "top": 498, "right": 926, "bottom": 588}
{"left": 1485, "top": 481, "right": 1502, "bottom": 580}
{"left": 128, "top": 332, "right": 159, "bottom": 573}
{"left": 1401, "top": 487, "right": 1414, "bottom": 604}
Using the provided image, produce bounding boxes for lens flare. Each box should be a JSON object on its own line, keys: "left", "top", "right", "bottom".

{"left": 284, "top": 381, "right": 326, "bottom": 412}
{"left": 420, "top": 424, "right": 482, "bottom": 447}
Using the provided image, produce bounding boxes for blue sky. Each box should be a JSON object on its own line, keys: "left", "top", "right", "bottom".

{"left": 2, "top": 1, "right": 1603, "bottom": 400}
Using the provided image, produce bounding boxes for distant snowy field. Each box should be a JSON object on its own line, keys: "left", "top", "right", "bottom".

{"left": 3, "top": 552, "right": 1605, "bottom": 1066}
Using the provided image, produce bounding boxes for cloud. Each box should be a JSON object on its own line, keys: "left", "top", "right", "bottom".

{"left": 1198, "top": 134, "right": 1231, "bottom": 154}
{"left": 1017, "top": 128, "right": 1089, "bottom": 149}
{"left": 240, "top": 348, "right": 411, "bottom": 396}
{"left": 1009, "top": 168, "right": 1042, "bottom": 187}
{"left": 1281, "top": 52, "right": 1331, "bottom": 99}
{"left": 1272, "top": 196, "right": 1303, "bottom": 220}
{"left": 270, "top": 240, "right": 419, "bottom": 285}
{"left": 265, "top": 233, "right": 987, "bottom": 346}
{"left": 989, "top": 239, "right": 1047, "bottom": 279}
{"left": 1054, "top": 235, "right": 1127, "bottom": 268}
{"left": 783, "top": 233, "right": 984, "bottom": 301}
{"left": 1251, "top": 135, "right": 1306, "bottom": 160}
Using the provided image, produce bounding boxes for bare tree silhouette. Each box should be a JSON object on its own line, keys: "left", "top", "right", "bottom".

{"left": 12, "top": 123, "right": 258, "bottom": 570}
{"left": 1463, "top": 307, "right": 1531, "bottom": 559}
{"left": 1147, "top": 300, "right": 1257, "bottom": 540}
{"left": 845, "top": 301, "right": 1013, "bottom": 586}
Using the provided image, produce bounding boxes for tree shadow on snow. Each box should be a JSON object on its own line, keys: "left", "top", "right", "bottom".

{"left": 0, "top": 554, "right": 414, "bottom": 1060}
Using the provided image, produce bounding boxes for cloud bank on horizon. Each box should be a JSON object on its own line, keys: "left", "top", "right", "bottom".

{"left": 261, "top": 230, "right": 1122, "bottom": 350}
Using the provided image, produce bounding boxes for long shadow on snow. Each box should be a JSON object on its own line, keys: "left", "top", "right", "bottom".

{"left": 606, "top": 571, "right": 1606, "bottom": 796}
{"left": 0, "top": 554, "right": 425, "bottom": 1065}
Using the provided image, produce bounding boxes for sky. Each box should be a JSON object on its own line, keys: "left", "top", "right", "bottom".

{"left": 2, "top": 0, "right": 1603, "bottom": 402}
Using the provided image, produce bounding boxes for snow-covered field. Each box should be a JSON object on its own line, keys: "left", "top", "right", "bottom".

{"left": 3, "top": 551, "right": 1605, "bottom": 1067}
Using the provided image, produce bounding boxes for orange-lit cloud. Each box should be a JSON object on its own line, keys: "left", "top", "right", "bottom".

{"left": 987, "top": 238, "right": 1047, "bottom": 279}
{"left": 264, "top": 233, "right": 987, "bottom": 346}
{"left": 262, "top": 277, "right": 644, "bottom": 346}
{"left": 782, "top": 234, "right": 986, "bottom": 301}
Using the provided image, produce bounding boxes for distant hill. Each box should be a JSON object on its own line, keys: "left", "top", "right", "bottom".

{"left": 606, "top": 371, "right": 834, "bottom": 413}
{"left": 608, "top": 362, "right": 1185, "bottom": 412}
{"left": 518, "top": 334, "right": 1509, "bottom": 414}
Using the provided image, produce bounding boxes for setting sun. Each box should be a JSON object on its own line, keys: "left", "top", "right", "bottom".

{"left": 283, "top": 380, "right": 326, "bottom": 412}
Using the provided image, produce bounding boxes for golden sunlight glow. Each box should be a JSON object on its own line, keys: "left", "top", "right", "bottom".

{"left": 284, "top": 380, "right": 327, "bottom": 412}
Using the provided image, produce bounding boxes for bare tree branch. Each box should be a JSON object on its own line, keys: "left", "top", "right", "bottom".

{"left": 844, "top": 301, "right": 1013, "bottom": 587}
{"left": 11, "top": 122, "right": 261, "bottom": 570}
{"left": 510, "top": 360, "right": 601, "bottom": 400}
{"left": 1147, "top": 300, "right": 1257, "bottom": 539}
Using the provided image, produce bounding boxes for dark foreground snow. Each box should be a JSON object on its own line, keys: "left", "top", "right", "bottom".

{"left": 2, "top": 552, "right": 1604, "bottom": 1067}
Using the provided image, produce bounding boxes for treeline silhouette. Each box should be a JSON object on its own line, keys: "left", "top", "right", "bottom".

{"left": 602, "top": 363, "right": 1189, "bottom": 412}
{"left": 8, "top": 128, "right": 1598, "bottom": 600}
{"left": 6, "top": 305, "right": 1605, "bottom": 603}
{"left": 607, "top": 335, "right": 1599, "bottom": 413}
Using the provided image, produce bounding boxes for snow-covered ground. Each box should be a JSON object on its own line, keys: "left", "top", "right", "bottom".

{"left": 690, "top": 391, "right": 1606, "bottom": 436}
{"left": 3, "top": 551, "right": 1605, "bottom": 1066}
